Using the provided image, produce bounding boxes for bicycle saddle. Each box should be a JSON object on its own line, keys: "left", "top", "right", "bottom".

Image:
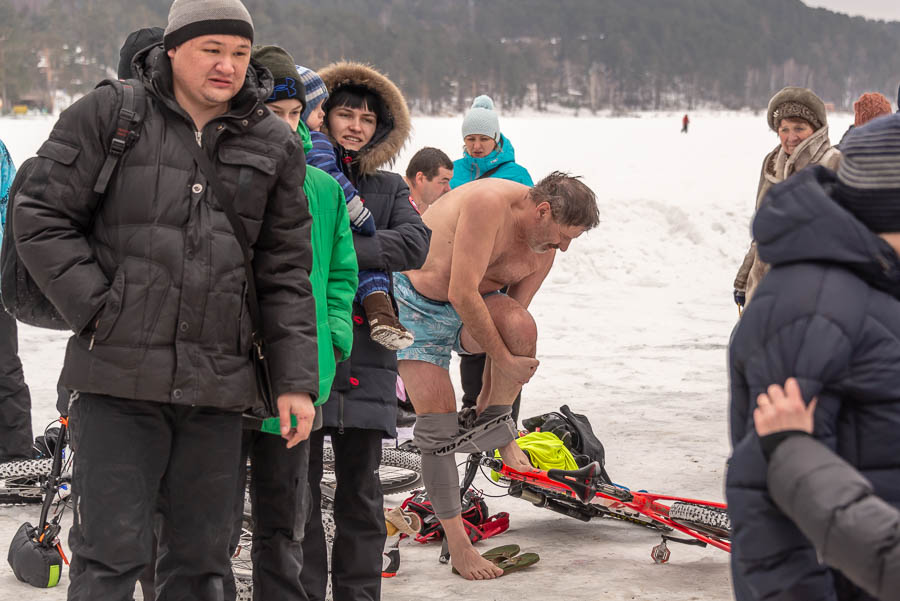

{"left": 546, "top": 462, "right": 600, "bottom": 503}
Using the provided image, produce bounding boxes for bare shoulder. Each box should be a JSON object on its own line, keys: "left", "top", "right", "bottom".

{"left": 458, "top": 179, "right": 530, "bottom": 214}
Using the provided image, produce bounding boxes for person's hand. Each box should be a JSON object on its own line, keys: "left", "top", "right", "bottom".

{"left": 495, "top": 353, "right": 539, "bottom": 385}
{"left": 753, "top": 378, "right": 817, "bottom": 437}
{"left": 733, "top": 289, "right": 746, "bottom": 308}
{"left": 277, "top": 392, "right": 316, "bottom": 448}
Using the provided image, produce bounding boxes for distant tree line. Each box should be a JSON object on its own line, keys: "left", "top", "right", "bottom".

{"left": 2, "top": 0, "right": 900, "bottom": 114}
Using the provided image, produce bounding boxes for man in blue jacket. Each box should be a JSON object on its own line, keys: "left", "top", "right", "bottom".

{"left": 727, "top": 114, "right": 900, "bottom": 601}
{"left": 0, "top": 137, "right": 33, "bottom": 463}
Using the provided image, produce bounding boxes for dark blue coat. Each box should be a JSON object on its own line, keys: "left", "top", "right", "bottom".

{"left": 323, "top": 169, "right": 430, "bottom": 438}
{"left": 727, "top": 165, "right": 900, "bottom": 601}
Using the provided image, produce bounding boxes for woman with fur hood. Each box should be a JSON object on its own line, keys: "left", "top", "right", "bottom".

{"left": 733, "top": 87, "right": 840, "bottom": 308}
{"left": 299, "top": 62, "right": 430, "bottom": 601}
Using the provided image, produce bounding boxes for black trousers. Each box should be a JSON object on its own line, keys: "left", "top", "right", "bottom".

{"left": 301, "top": 427, "right": 386, "bottom": 601}
{"left": 66, "top": 392, "right": 242, "bottom": 601}
{"left": 0, "top": 309, "right": 32, "bottom": 460}
{"left": 459, "top": 353, "right": 522, "bottom": 425}
{"left": 224, "top": 428, "right": 312, "bottom": 601}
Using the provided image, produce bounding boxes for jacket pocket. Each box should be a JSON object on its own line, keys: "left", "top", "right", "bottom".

{"left": 238, "top": 282, "right": 253, "bottom": 355}
{"left": 36, "top": 139, "right": 80, "bottom": 165}
{"left": 91, "top": 265, "right": 125, "bottom": 343}
{"left": 97, "top": 257, "right": 170, "bottom": 348}
{"left": 215, "top": 146, "right": 275, "bottom": 228}
{"left": 218, "top": 146, "right": 276, "bottom": 175}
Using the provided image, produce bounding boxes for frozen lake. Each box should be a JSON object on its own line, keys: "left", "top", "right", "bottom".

{"left": 0, "top": 108, "right": 855, "bottom": 600}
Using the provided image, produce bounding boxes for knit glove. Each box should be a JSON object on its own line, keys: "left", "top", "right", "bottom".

{"left": 347, "top": 194, "right": 376, "bottom": 236}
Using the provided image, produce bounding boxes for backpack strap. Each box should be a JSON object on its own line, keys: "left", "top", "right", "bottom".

{"left": 93, "top": 79, "right": 146, "bottom": 194}
{"left": 476, "top": 163, "right": 503, "bottom": 180}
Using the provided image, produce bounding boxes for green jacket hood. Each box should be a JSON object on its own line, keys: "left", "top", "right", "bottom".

{"left": 297, "top": 120, "right": 313, "bottom": 154}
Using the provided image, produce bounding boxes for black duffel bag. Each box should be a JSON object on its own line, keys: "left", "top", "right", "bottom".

{"left": 7, "top": 522, "right": 63, "bottom": 588}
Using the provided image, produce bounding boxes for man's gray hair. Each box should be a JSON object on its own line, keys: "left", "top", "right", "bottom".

{"left": 529, "top": 171, "right": 599, "bottom": 229}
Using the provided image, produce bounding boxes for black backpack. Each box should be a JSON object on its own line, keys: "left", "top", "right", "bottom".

{"left": 522, "top": 404, "right": 609, "bottom": 478}
{"left": 1, "top": 79, "right": 146, "bottom": 329}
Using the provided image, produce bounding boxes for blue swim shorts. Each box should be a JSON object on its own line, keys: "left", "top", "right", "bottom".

{"left": 394, "top": 272, "right": 502, "bottom": 370}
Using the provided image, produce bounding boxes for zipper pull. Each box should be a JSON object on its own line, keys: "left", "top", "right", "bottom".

{"left": 89, "top": 334, "right": 95, "bottom": 351}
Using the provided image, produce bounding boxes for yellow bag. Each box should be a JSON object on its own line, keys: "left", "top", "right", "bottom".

{"left": 492, "top": 431, "right": 579, "bottom": 480}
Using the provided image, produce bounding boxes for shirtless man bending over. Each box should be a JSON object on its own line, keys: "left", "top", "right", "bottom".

{"left": 396, "top": 171, "right": 600, "bottom": 580}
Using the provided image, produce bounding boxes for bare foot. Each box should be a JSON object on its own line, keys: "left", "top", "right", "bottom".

{"left": 499, "top": 439, "right": 535, "bottom": 473}
{"left": 450, "top": 541, "right": 504, "bottom": 580}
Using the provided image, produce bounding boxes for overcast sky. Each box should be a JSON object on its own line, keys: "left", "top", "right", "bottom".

{"left": 803, "top": 0, "right": 900, "bottom": 22}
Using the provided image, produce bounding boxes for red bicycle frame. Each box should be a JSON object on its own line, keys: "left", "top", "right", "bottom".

{"left": 494, "top": 460, "right": 731, "bottom": 553}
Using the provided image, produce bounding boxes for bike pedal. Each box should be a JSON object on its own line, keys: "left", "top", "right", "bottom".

{"left": 651, "top": 539, "right": 671, "bottom": 564}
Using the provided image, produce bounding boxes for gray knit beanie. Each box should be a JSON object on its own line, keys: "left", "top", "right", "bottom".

{"left": 461, "top": 95, "right": 500, "bottom": 142}
{"left": 164, "top": 0, "right": 254, "bottom": 50}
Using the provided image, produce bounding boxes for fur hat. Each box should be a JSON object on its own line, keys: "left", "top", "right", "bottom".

{"left": 853, "top": 92, "right": 892, "bottom": 127}
{"left": 164, "top": 0, "right": 254, "bottom": 50}
{"left": 296, "top": 66, "right": 329, "bottom": 123}
{"left": 835, "top": 113, "right": 900, "bottom": 233}
{"left": 251, "top": 46, "right": 305, "bottom": 108}
{"left": 461, "top": 95, "right": 501, "bottom": 143}
{"left": 767, "top": 86, "right": 827, "bottom": 131}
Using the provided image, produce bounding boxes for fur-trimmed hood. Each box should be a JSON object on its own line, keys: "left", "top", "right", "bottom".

{"left": 318, "top": 61, "right": 411, "bottom": 176}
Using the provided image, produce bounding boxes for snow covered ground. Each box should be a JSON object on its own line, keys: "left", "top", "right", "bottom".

{"left": 0, "top": 109, "right": 854, "bottom": 600}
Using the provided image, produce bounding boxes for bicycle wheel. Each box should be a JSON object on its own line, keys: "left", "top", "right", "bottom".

{"left": 0, "top": 458, "right": 53, "bottom": 504}
{"left": 232, "top": 511, "right": 254, "bottom": 601}
{"left": 321, "top": 446, "right": 422, "bottom": 498}
{"left": 668, "top": 501, "right": 731, "bottom": 539}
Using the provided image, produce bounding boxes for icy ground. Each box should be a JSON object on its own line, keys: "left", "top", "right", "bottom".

{"left": 0, "top": 110, "right": 854, "bottom": 600}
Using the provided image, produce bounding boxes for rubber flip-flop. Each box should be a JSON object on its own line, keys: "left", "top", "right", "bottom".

{"left": 481, "top": 544, "right": 520, "bottom": 563}
{"left": 451, "top": 545, "right": 523, "bottom": 575}
{"left": 495, "top": 552, "right": 540, "bottom": 576}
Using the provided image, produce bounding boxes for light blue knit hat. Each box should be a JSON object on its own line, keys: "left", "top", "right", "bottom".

{"left": 461, "top": 95, "right": 500, "bottom": 142}
{"left": 296, "top": 65, "right": 329, "bottom": 123}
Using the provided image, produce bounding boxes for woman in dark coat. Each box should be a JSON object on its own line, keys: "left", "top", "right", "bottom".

{"left": 300, "top": 61, "right": 430, "bottom": 601}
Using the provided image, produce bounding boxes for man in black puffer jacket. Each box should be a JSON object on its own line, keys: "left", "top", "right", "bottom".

{"left": 727, "top": 114, "right": 900, "bottom": 601}
{"left": 13, "top": 1, "right": 318, "bottom": 598}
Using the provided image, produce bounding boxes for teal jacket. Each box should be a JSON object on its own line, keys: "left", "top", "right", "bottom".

{"left": 449, "top": 134, "right": 533, "bottom": 189}
{"left": 0, "top": 138, "right": 15, "bottom": 249}
{"left": 299, "top": 122, "right": 359, "bottom": 404}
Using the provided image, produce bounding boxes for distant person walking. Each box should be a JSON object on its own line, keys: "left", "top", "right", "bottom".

{"left": 681, "top": 113, "right": 689, "bottom": 133}
{"left": 449, "top": 94, "right": 533, "bottom": 425}
{"left": 733, "top": 86, "right": 840, "bottom": 309}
